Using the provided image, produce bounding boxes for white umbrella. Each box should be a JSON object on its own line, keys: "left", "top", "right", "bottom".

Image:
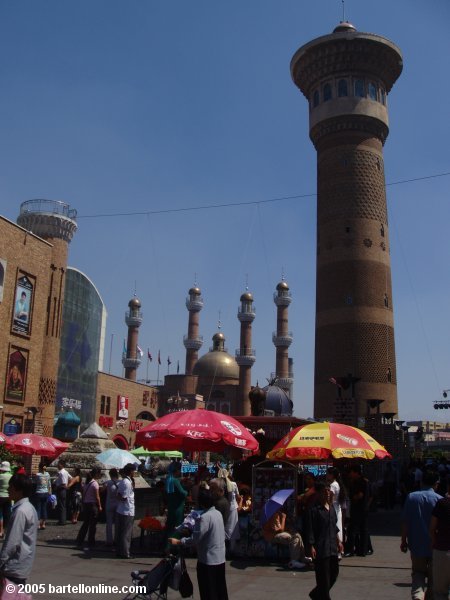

{"left": 95, "top": 449, "right": 140, "bottom": 469}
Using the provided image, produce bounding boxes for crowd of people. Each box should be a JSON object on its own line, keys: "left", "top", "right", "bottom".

{"left": 0, "top": 454, "right": 447, "bottom": 599}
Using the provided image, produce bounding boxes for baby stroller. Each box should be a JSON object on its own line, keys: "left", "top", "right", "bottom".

{"left": 123, "top": 556, "right": 177, "bottom": 600}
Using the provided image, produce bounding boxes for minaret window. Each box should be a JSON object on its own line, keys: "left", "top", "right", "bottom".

{"left": 354, "top": 79, "right": 365, "bottom": 97}
{"left": 368, "top": 82, "right": 377, "bottom": 100}
{"left": 380, "top": 88, "right": 386, "bottom": 105}
{"left": 387, "top": 368, "right": 392, "bottom": 383}
{"left": 323, "top": 83, "right": 332, "bottom": 102}
{"left": 338, "top": 79, "right": 348, "bottom": 97}
{"left": 313, "top": 90, "right": 320, "bottom": 107}
{"left": 380, "top": 224, "right": 385, "bottom": 237}
{"left": 384, "top": 294, "right": 389, "bottom": 308}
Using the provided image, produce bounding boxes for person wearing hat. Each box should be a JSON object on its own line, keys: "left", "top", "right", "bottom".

{"left": 0, "top": 462, "right": 12, "bottom": 539}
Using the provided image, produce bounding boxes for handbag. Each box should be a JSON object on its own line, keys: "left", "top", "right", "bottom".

{"left": 178, "top": 557, "right": 193, "bottom": 598}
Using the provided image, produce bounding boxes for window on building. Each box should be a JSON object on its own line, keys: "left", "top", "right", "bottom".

{"left": 368, "top": 82, "right": 377, "bottom": 100}
{"left": 384, "top": 294, "right": 389, "bottom": 308}
{"left": 313, "top": 90, "right": 320, "bottom": 107}
{"left": 380, "top": 88, "right": 386, "bottom": 105}
{"left": 338, "top": 79, "right": 348, "bottom": 97}
{"left": 100, "top": 395, "right": 105, "bottom": 414}
{"left": 387, "top": 368, "right": 392, "bottom": 383}
{"left": 323, "top": 83, "right": 332, "bottom": 102}
{"left": 106, "top": 396, "right": 111, "bottom": 415}
{"left": 354, "top": 79, "right": 365, "bottom": 97}
{"left": 380, "top": 224, "right": 385, "bottom": 237}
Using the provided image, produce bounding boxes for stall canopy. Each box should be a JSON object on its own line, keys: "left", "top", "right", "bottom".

{"left": 267, "top": 421, "right": 391, "bottom": 461}
{"left": 135, "top": 409, "right": 259, "bottom": 453}
{"left": 130, "top": 447, "right": 183, "bottom": 459}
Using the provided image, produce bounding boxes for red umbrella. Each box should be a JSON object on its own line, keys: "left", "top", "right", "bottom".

{"left": 3, "top": 433, "right": 69, "bottom": 458}
{"left": 135, "top": 409, "right": 259, "bottom": 453}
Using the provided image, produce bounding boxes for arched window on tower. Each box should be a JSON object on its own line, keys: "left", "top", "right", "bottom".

{"left": 354, "top": 79, "right": 365, "bottom": 97}
{"left": 323, "top": 83, "right": 332, "bottom": 102}
{"left": 368, "top": 82, "right": 377, "bottom": 101}
{"left": 384, "top": 294, "right": 389, "bottom": 308}
{"left": 338, "top": 79, "right": 348, "bottom": 97}
{"left": 380, "top": 224, "right": 385, "bottom": 237}
{"left": 387, "top": 368, "right": 392, "bottom": 383}
{"left": 380, "top": 88, "right": 386, "bottom": 105}
{"left": 313, "top": 90, "right": 320, "bottom": 107}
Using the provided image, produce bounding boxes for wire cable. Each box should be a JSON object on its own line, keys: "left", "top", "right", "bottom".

{"left": 76, "top": 171, "right": 450, "bottom": 220}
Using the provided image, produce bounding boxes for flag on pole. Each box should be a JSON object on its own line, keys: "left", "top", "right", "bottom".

{"left": 158, "top": 350, "right": 161, "bottom": 365}
{"left": 137, "top": 345, "right": 143, "bottom": 357}
{"left": 122, "top": 340, "right": 127, "bottom": 356}
{"left": 177, "top": 360, "right": 180, "bottom": 374}
{"left": 167, "top": 356, "right": 172, "bottom": 366}
{"left": 147, "top": 349, "right": 152, "bottom": 362}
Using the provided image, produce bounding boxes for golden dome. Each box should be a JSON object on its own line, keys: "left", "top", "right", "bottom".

{"left": 276, "top": 281, "right": 289, "bottom": 291}
{"left": 128, "top": 296, "right": 141, "bottom": 308}
{"left": 212, "top": 332, "right": 225, "bottom": 341}
{"left": 193, "top": 350, "right": 239, "bottom": 379}
{"left": 189, "top": 286, "right": 201, "bottom": 296}
{"left": 240, "top": 291, "right": 253, "bottom": 302}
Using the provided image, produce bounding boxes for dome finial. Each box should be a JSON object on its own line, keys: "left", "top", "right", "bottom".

{"left": 218, "top": 310, "right": 221, "bottom": 331}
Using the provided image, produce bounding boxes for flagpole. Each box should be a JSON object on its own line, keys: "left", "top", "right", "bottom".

{"left": 146, "top": 353, "right": 149, "bottom": 382}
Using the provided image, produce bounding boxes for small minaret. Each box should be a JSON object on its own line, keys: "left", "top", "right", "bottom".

{"left": 235, "top": 290, "right": 256, "bottom": 415}
{"left": 122, "top": 296, "right": 143, "bottom": 381}
{"left": 17, "top": 199, "right": 77, "bottom": 437}
{"left": 273, "top": 280, "right": 293, "bottom": 395}
{"left": 183, "top": 285, "right": 204, "bottom": 375}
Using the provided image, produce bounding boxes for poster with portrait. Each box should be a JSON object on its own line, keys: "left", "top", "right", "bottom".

{"left": 117, "top": 395, "right": 129, "bottom": 419}
{"left": 5, "top": 347, "right": 28, "bottom": 402}
{"left": 12, "top": 273, "right": 34, "bottom": 335}
{"left": 0, "top": 258, "right": 6, "bottom": 303}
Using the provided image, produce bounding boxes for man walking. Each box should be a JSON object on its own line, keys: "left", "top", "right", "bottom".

{"left": 116, "top": 463, "right": 135, "bottom": 559}
{"left": 401, "top": 471, "right": 441, "bottom": 599}
{"left": 307, "top": 482, "right": 343, "bottom": 599}
{"left": 54, "top": 459, "right": 71, "bottom": 525}
{"left": 0, "top": 474, "right": 38, "bottom": 584}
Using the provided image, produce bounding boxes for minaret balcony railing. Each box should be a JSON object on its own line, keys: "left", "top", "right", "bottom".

{"left": 125, "top": 311, "right": 143, "bottom": 327}
{"left": 183, "top": 335, "right": 203, "bottom": 350}
{"left": 235, "top": 348, "right": 256, "bottom": 366}
{"left": 186, "top": 297, "right": 204, "bottom": 311}
{"left": 19, "top": 198, "right": 78, "bottom": 220}
{"left": 272, "top": 332, "right": 293, "bottom": 347}
{"left": 237, "top": 306, "right": 256, "bottom": 322}
{"left": 275, "top": 376, "right": 294, "bottom": 389}
{"left": 122, "top": 356, "right": 142, "bottom": 369}
{"left": 274, "top": 292, "right": 292, "bottom": 306}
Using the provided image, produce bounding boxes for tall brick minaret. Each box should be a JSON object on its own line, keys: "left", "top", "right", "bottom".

{"left": 183, "top": 285, "right": 204, "bottom": 375}
{"left": 290, "top": 22, "right": 402, "bottom": 424}
{"left": 273, "top": 280, "right": 293, "bottom": 396}
{"left": 235, "top": 290, "right": 256, "bottom": 415}
{"left": 17, "top": 199, "right": 77, "bottom": 436}
{"left": 122, "top": 296, "right": 143, "bottom": 381}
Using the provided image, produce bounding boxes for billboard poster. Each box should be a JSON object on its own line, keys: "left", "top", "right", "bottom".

{"left": 0, "top": 258, "right": 6, "bottom": 303}
{"left": 12, "top": 274, "right": 34, "bottom": 335}
{"left": 6, "top": 347, "right": 28, "bottom": 402}
{"left": 117, "top": 395, "right": 129, "bottom": 419}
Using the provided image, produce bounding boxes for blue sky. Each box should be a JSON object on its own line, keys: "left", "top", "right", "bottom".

{"left": 0, "top": 1, "right": 449, "bottom": 422}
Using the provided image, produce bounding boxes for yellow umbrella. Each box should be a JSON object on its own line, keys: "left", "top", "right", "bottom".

{"left": 266, "top": 421, "right": 391, "bottom": 461}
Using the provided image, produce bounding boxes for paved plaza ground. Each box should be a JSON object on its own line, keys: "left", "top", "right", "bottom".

{"left": 26, "top": 509, "right": 412, "bottom": 599}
